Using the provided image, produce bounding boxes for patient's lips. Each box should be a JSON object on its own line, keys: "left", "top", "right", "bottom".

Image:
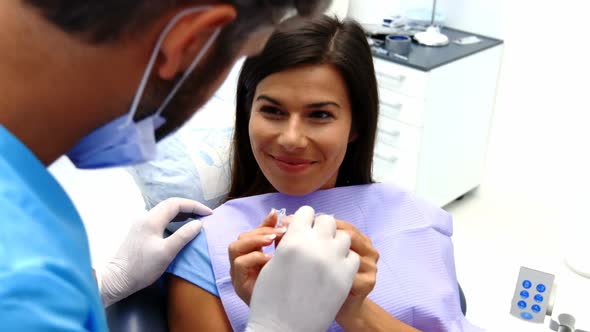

{"left": 271, "top": 155, "right": 315, "bottom": 173}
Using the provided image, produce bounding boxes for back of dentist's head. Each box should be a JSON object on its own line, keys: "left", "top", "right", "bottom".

{"left": 23, "top": 0, "right": 331, "bottom": 44}
{"left": 228, "top": 15, "right": 379, "bottom": 200}
{"left": 21, "top": 0, "right": 332, "bottom": 143}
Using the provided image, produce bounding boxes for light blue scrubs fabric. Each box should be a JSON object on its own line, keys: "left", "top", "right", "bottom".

{"left": 167, "top": 229, "right": 219, "bottom": 297}
{"left": 0, "top": 126, "right": 107, "bottom": 331}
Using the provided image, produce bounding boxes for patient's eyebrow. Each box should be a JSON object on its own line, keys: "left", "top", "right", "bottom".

{"left": 256, "top": 95, "right": 341, "bottom": 109}
{"left": 256, "top": 95, "right": 283, "bottom": 106}
{"left": 306, "top": 101, "right": 340, "bottom": 109}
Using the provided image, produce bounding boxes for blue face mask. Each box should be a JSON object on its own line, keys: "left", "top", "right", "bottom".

{"left": 67, "top": 6, "right": 220, "bottom": 169}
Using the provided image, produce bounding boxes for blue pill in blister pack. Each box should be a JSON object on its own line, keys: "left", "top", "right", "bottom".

{"left": 520, "top": 290, "right": 529, "bottom": 299}
{"left": 537, "top": 284, "right": 546, "bottom": 293}
{"left": 534, "top": 294, "right": 544, "bottom": 303}
{"left": 517, "top": 301, "right": 527, "bottom": 309}
{"left": 521, "top": 312, "right": 533, "bottom": 320}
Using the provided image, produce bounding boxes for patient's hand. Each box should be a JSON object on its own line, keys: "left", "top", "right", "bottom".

{"left": 228, "top": 210, "right": 287, "bottom": 305}
{"left": 334, "top": 220, "right": 380, "bottom": 327}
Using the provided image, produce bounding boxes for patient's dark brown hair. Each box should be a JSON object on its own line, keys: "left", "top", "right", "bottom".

{"left": 227, "top": 15, "right": 379, "bottom": 201}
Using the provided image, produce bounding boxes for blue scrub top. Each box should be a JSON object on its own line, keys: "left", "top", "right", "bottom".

{"left": 167, "top": 228, "right": 219, "bottom": 297}
{"left": 0, "top": 126, "right": 107, "bottom": 331}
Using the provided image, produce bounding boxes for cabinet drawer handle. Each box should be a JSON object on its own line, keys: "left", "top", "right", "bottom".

{"left": 374, "top": 152, "right": 399, "bottom": 164}
{"left": 377, "top": 129, "right": 401, "bottom": 146}
{"left": 379, "top": 129, "right": 401, "bottom": 138}
{"left": 377, "top": 73, "right": 407, "bottom": 90}
{"left": 381, "top": 102, "right": 403, "bottom": 119}
{"left": 378, "top": 116, "right": 400, "bottom": 134}
{"left": 377, "top": 72, "right": 406, "bottom": 83}
{"left": 374, "top": 141, "right": 399, "bottom": 161}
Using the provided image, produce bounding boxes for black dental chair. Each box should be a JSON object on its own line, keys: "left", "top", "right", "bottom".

{"left": 106, "top": 280, "right": 168, "bottom": 332}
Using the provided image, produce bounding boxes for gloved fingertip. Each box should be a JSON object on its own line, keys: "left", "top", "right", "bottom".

{"left": 184, "top": 199, "right": 212, "bottom": 215}
{"left": 294, "top": 206, "right": 315, "bottom": 221}
{"left": 314, "top": 214, "right": 335, "bottom": 222}
{"left": 197, "top": 205, "right": 214, "bottom": 216}
{"left": 348, "top": 250, "right": 361, "bottom": 272}
{"left": 295, "top": 205, "right": 315, "bottom": 216}
{"left": 190, "top": 219, "right": 204, "bottom": 232}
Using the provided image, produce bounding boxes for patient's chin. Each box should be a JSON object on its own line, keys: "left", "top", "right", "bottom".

{"left": 272, "top": 183, "right": 317, "bottom": 197}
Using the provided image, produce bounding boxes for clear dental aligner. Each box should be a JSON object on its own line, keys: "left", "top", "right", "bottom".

{"left": 275, "top": 209, "right": 336, "bottom": 229}
{"left": 275, "top": 208, "right": 287, "bottom": 228}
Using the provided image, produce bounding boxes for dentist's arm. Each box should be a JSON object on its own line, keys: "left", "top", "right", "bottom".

{"left": 96, "top": 198, "right": 212, "bottom": 307}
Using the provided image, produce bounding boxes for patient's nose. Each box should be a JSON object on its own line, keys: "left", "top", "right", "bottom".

{"left": 277, "top": 118, "right": 308, "bottom": 152}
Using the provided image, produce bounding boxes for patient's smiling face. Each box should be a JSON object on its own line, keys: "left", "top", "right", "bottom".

{"left": 248, "top": 64, "right": 355, "bottom": 196}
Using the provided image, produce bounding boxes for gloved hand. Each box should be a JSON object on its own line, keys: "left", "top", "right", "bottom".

{"left": 97, "top": 197, "right": 212, "bottom": 307}
{"left": 244, "top": 206, "right": 360, "bottom": 332}
{"left": 333, "top": 219, "right": 380, "bottom": 329}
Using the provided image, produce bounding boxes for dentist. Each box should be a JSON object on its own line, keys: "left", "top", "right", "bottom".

{"left": 0, "top": 1, "right": 358, "bottom": 331}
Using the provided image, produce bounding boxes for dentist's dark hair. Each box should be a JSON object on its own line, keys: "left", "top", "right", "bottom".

{"left": 23, "top": 0, "right": 330, "bottom": 44}
{"left": 227, "top": 15, "right": 378, "bottom": 200}
{"left": 23, "top": 0, "right": 331, "bottom": 140}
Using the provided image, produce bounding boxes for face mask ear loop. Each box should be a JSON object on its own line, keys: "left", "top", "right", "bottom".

{"left": 154, "top": 27, "right": 221, "bottom": 118}
{"left": 122, "top": 6, "right": 211, "bottom": 128}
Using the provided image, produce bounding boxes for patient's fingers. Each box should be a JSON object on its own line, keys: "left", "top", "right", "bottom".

{"left": 345, "top": 250, "right": 361, "bottom": 276}
{"left": 237, "top": 227, "right": 284, "bottom": 240}
{"left": 273, "top": 215, "right": 293, "bottom": 249}
{"left": 358, "top": 253, "right": 378, "bottom": 273}
{"left": 277, "top": 215, "right": 293, "bottom": 228}
{"left": 349, "top": 269, "right": 377, "bottom": 297}
{"left": 335, "top": 219, "right": 363, "bottom": 238}
{"left": 233, "top": 251, "right": 272, "bottom": 273}
{"left": 229, "top": 231, "right": 282, "bottom": 262}
{"left": 231, "top": 251, "right": 272, "bottom": 305}
{"left": 336, "top": 220, "right": 375, "bottom": 258}
{"left": 258, "top": 209, "right": 278, "bottom": 228}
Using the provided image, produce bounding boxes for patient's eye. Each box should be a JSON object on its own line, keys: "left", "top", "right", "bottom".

{"left": 259, "top": 106, "right": 285, "bottom": 118}
{"left": 309, "top": 110, "right": 334, "bottom": 120}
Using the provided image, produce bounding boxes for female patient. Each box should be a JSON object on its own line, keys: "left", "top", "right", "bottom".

{"left": 167, "top": 16, "right": 476, "bottom": 331}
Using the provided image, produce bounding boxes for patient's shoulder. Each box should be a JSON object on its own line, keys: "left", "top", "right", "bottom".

{"left": 201, "top": 198, "right": 264, "bottom": 236}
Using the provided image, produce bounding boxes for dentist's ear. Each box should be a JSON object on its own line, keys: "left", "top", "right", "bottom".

{"left": 157, "top": 5, "right": 237, "bottom": 80}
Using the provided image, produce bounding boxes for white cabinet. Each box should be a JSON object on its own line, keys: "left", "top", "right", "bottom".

{"left": 372, "top": 44, "right": 504, "bottom": 207}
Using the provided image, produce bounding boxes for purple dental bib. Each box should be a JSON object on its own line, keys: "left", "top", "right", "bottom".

{"left": 203, "top": 183, "right": 479, "bottom": 331}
